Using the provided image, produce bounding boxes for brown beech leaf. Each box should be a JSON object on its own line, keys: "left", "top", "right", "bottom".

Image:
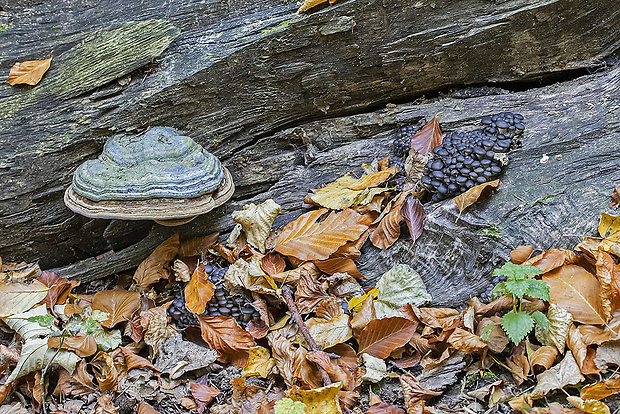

{"left": 91, "top": 352, "right": 119, "bottom": 392}
{"left": 358, "top": 317, "right": 416, "bottom": 359}
{"left": 401, "top": 195, "right": 425, "bottom": 243}
{"left": 567, "top": 325, "right": 599, "bottom": 375}
{"left": 120, "top": 346, "right": 158, "bottom": 372}
{"left": 133, "top": 233, "right": 179, "bottom": 289}
{"left": 543, "top": 265, "right": 608, "bottom": 325}
{"left": 410, "top": 115, "right": 443, "bottom": 156}
{"left": 454, "top": 179, "right": 502, "bottom": 215}
{"left": 532, "top": 351, "right": 584, "bottom": 398}
{"left": 400, "top": 371, "right": 442, "bottom": 412}
{"left": 611, "top": 186, "right": 620, "bottom": 209}
{"left": 7, "top": 56, "right": 52, "bottom": 86}
{"left": 261, "top": 252, "right": 286, "bottom": 276}
{"left": 366, "top": 401, "right": 405, "bottom": 414}
{"left": 476, "top": 317, "right": 509, "bottom": 354}
{"left": 370, "top": 191, "right": 410, "bottom": 250}
{"left": 91, "top": 394, "right": 119, "bottom": 414}
{"left": 267, "top": 330, "right": 297, "bottom": 387}
{"left": 530, "top": 346, "right": 559, "bottom": 373}
{"left": 315, "top": 257, "right": 363, "bottom": 278}
{"left": 316, "top": 297, "right": 345, "bottom": 320}
{"left": 37, "top": 270, "right": 79, "bottom": 309}
{"left": 178, "top": 233, "right": 219, "bottom": 257}
{"left": 507, "top": 354, "right": 530, "bottom": 386}
{"left": 581, "top": 376, "right": 620, "bottom": 400}
{"left": 91, "top": 289, "right": 140, "bottom": 328}
{"left": 185, "top": 264, "right": 215, "bottom": 314}
{"left": 596, "top": 251, "right": 620, "bottom": 314}
{"left": 447, "top": 328, "right": 487, "bottom": 355}
{"left": 137, "top": 401, "right": 161, "bottom": 414}
{"left": 271, "top": 261, "right": 321, "bottom": 285}
{"left": 294, "top": 271, "right": 329, "bottom": 314}
{"left": 190, "top": 382, "right": 220, "bottom": 413}
{"left": 53, "top": 361, "right": 98, "bottom": 398}
{"left": 0, "top": 383, "right": 11, "bottom": 406}
{"left": 306, "top": 313, "right": 352, "bottom": 349}
{"left": 578, "top": 309, "right": 620, "bottom": 345}
{"left": 524, "top": 249, "right": 580, "bottom": 273}
{"left": 276, "top": 208, "right": 369, "bottom": 261}
{"left": 48, "top": 333, "right": 97, "bottom": 358}
{"left": 510, "top": 245, "right": 535, "bottom": 264}
{"left": 198, "top": 315, "right": 255, "bottom": 366}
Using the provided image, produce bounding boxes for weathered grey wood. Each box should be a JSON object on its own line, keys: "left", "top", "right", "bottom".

{"left": 0, "top": 0, "right": 618, "bottom": 305}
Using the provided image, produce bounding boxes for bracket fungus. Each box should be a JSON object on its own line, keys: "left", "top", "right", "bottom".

{"left": 64, "top": 127, "right": 234, "bottom": 226}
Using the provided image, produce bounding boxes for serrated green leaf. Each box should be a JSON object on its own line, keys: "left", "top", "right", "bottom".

{"left": 504, "top": 278, "right": 530, "bottom": 299}
{"left": 493, "top": 262, "right": 542, "bottom": 281}
{"left": 501, "top": 311, "right": 534, "bottom": 344}
{"left": 480, "top": 323, "right": 496, "bottom": 341}
{"left": 491, "top": 282, "right": 508, "bottom": 299}
{"left": 274, "top": 398, "right": 307, "bottom": 413}
{"left": 523, "top": 279, "right": 550, "bottom": 301}
{"left": 531, "top": 311, "right": 549, "bottom": 331}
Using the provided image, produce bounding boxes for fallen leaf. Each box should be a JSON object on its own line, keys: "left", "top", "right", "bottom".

{"left": 271, "top": 261, "right": 321, "bottom": 285}
{"left": 232, "top": 199, "right": 281, "bottom": 253}
{"left": 350, "top": 295, "right": 377, "bottom": 338}
{"left": 543, "top": 265, "right": 608, "bottom": 325}
{"left": 288, "top": 382, "right": 343, "bottom": 414}
{"left": 6, "top": 56, "right": 52, "bottom": 86}
{"left": 91, "top": 351, "right": 119, "bottom": 392}
{"left": 37, "top": 270, "right": 79, "bottom": 308}
{"left": 401, "top": 195, "right": 426, "bottom": 244}
{"left": 511, "top": 246, "right": 535, "bottom": 264}
{"left": 370, "top": 191, "right": 410, "bottom": 250}
{"left": 178, "top": 233, "right": 219, "bottom": 257}
{"left": 594, "top": 340, "right": 620, "bottom": 371}
{"left": 4, "top": 304, "right": 54, "bottom": 340}
{"left": 133, "top": 233, "right": 179, "bottom": 289}
{"left": 276, "top": 208, "right": 369, "bottom": 261}
{"left": 275, "top": 398, "right": 307, "bottom": 413}
{"left": 476, "top": 317, "right": 509, "bottom": 354}
{"left": 185, "top": 264, "right": 215, "bottom": 314}
{"left": 508, "top": 393, "right": 533, "bottom": 413}
{"left": 6, "top": 337, "right": 80, "bottom": 383}
{"left": 172, "top": 259, "right": 191, "bottom": 282}
{"left": 530, "top": 346, "right": 559, "bottom": 373}
{"left": 48, "top": 333, "right": 97, "bottom": 358}
{"left": 92, "top": 289, "right": 140, "bottom": 328}
{"left": 225, "top": 255, "right": 278, "bottom": 296}
{"left": 243, "top": 346, "right": 276, "bottom": 378}
{"left": 468, "top": 379, "right": 504, "bottom": 403}
{"left": 91, "top": 394, "right": 119, "bottom": 414}
{"left": 374, "top": 264, "right": 432, "bottom": 318}
{"left": 315, "top": 297, "right": 344, "bottom": 320}
{"left": 306, "top": 313, "right": 352, "bottom": 349}
{"left": 315, "top": 257, "right": 364, "bottom": 279}
{"left": 524, "top": 249, "right": 580, "bottom": 273}
{"left": 0, "top": 279, "right": 49, "bottom": 318}
{"left": 400, "top": 372, "right": 441, "bottom": 413}
{"left": 120, "top": 346, "right": 158, "bottom": 371}
{"left": 506, "top": 353, "right": 530, "bottom": 385}
{"left": 189, "top": 383, "right": 220, "bottom": 413}
{"left": 567, "top": 396, "right": 610, "bottom": 414}
{"left": 137, "top": 402, "right": 161, "bottom": 414}
{"left": 447, "top": 328, "right": 488, "bottom": 354}
{"left": 532, "top": 351, "right": 584, "bottom": 398}
{"left": 366, "top": 402, "right": 405, "bottom": 414}
{"left": 261, "top": 252, "right": 287, "bottom": 276}
{"left": 53, "top": 360, "right": 98, "bottom": 398}
{"left": 410, "top": 115, "right": 443, "bottom": 156}
{"left": 578, "top": 310, "right": 620, "bottom": 345}
{"left": 198, "top": 315, "right": 255, "bottom": 366}
{"left": 305, "top": 168, "right": 397, "bottom": 210}
{"left": 598, "top": 213, "right": 620, "bottom": 255}
{"left": 294, "top": 271, "right": 329, "bottom": 314}
{"left": 453, "top": 179, "right": 502, "bottom": 215}
{"left": 140, "top": 302, "right": 174, "bottom": 358}
{"left": 566, "top": 325, "right": 599, "bottom": 375}
{"left": 358, "top": 317, "right": 416, "bottom": 359}
{"left": 535, "top": 304, "right": 572, "bottom": 353}
{"left": 596, "top": 251, "right": 620, "bottom": 315}
{"left": 581, "top": 376, "right": 620, "bottom": 400}
{"left": 611, "top": 187, "right": 620, "bottom": 209}
{"left": 268, "top": 330, "right": 298, "bottom": 387}
{"left": 361, "top": 353, "right": 388, "bottom": 383}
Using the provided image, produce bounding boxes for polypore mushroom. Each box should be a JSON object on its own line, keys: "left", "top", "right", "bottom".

{"left": 64, "top": 127, "right": 234, "bottom": 226}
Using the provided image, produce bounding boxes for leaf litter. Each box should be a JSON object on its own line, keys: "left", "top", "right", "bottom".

{"left": 0, "top": 116, "right": 619, "bottom": 413}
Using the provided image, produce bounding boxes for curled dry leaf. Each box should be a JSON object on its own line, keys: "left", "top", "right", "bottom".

{"left": 232, "top": 199, "right": 281, "bottom": 253}
{"left": 271, "top": 261, "right": 321, "bottom": 285}
{"left": 476, "top": 317, "right": 509, "bottom": 354}
{"left": 137, "top": 401, "right": 161, "bottom": 414}
{"left": 0, "top": 279, "right": 49, "bottom": 318}
{"left": 133, "top": 233, "right": 179, "bottom": 289}
{"left": 543, "top": 265, "right": 608, "bottom": 325}
{"left": 401, "top": 195, "right": 426, "bottom": 243}
{"left": 453, "top": 179, "right": 502, "bottom": 215}
{"left": 185, "top": 264, "right": 215, "bottom": 314}
{"left": 524, "top": 249, "right": 580, "bottom": 273}
{"left": 276, "top": 208, "right": 369, "bottom": 261}
{"left": 366, "top": 402, "right": 405, "bottom": 414}
{"left": 294, "top": 271, "right": 329, "bottom": 314}
{"left": 91, "top": 351, "right": 119, "bottom": 392}
{"left": 410, "top": 115, "right": 443, "bottom": 156}
{"left": 535, "top": 304, "right": 572, "bottom": 353}
{"left": 141, "top": 301, "right": 174, "bottom": 358}
{"left": 578, "top": 310, "right": 620, "bottom": 345}
{"left": 92, "top": 394, "right": 120, "bottom": 414}
{"left": 447, "top": 328, "right": 487, "bottom": 355}
{"left": 6, "top": 56, "right": 52, "bottom": 86}
{"left": 305, "top": 168, "right": 397, "bottom": 210}
{"left": 267, "top": 330, "right": 298, "bottom": 387}
{"left": 358, "top": 317, "right": 416, "bottom": 359}
{"left": 37, "top": 270, "right": 79, "bottom": 308}
{"left": 53, "top": 360, "right": 98, "bottom": 398}
{"left": 225, "top": 255, "right": 278, "bottom": 295}
{"left": 400, "top": 372, "right": 441, "bottom": 413}
{"left": 316, "top": 297, "right": 344, "bottom": 320}
{"left": 596, "top": 251, "right": 620, "bottom": 315}
{"left": 611, "top": 186, "right": 620, "bottom": 209}
{"left": 370, "top": 191, "right": 410, "bottom": 250}
{"left": 567, "top": 325, "right": 599, "bottom": 375}
{"left": 120, "top": 346, "right": 158, "bottom": 372}
{"left": 92, "top": 289, "right": 140, "bottom": 328}
{"left": 530, "top": 346, "right": 559, "bottom": 373}
{"left": 510, "top": 245, "right": 535, "bottom": 264}
{"left": 198, "top": 315, "right": 255, "bottom": 366}
{"left": 172, "top": 259, "right": 191, "bottom": 282}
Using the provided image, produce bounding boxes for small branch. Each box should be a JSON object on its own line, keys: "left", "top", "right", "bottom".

{"left": 281, "top": 285, "right": 332, "bottom": 386}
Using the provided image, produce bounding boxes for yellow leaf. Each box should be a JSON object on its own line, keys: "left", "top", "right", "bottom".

{"left": 598, "top": 213, "right": 620, "bottom": 255}
{"left": 6, "top": 57, "right": 52, "bottom": 86}
{"left": 453, "top": 179, "right": 502, "bottom": 215}
{"left": 0, "top": 280, "right": 49, "bottom": 318}
{"left": 348, "top": 288, "right": 378, "bottom": 312}
{"left": 184, "top": 264, "right": 215, "bottom": 314}
{"left": 242, "top": 346, "right": 275, "bottom": 378}
{"left": 297, "top": 0, "right": 327, "bottom": 13}
{"left": 581, "top": 376, "right": 620, "bottom": 401}
{"left": 567, "top": 396, "right": 610, "bottom": 414}
{"left": 288, "top": 382, "right": 343, "bottom": 414}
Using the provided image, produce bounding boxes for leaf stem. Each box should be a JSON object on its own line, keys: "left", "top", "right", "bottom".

{"left": 281, "top": 285, "right": 332, "bottom": 386}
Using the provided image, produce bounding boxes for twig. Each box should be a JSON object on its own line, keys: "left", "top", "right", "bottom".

{"left": 281, "top": 285, "right": 332, "bottom": 386}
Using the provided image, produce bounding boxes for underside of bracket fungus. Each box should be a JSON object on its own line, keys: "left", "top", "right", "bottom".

{"left": 64, "top": 127, "right": 234, "bottom": 226}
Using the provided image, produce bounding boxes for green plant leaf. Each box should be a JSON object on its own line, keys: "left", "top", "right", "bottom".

{"left": 501, "top": 311, "right": 534, "bottom": 344}
{"left": 27, "top": 313, "right": 55, "bottom": 328}
{"left": 493, "top": 262, "right": 542, "bottom": 281}
{"left": 523, "top": 279, "right": 550, "bottom": 301}
{"left": 480, "top": 323, "right": 495, "bottom": 341}
{"left": 504, "top": 278, "right": 530, "bottom": 300}
{"left": 491, "top": 281, "right": 508, "bottom": 299}
{"left": 274, "top": 398, "right": 307, "bottom": 413}
{"left": 531, "top": 311, "right": 549, "bottom": 331}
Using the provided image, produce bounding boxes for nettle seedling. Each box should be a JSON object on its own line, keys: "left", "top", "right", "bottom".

{"left": 481, "top": 262, "right": 549, "bottom": 344}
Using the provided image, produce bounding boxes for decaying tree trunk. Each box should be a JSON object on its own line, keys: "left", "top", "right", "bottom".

{"left": 0, "top": 0, "right": 618, "bottom": 306}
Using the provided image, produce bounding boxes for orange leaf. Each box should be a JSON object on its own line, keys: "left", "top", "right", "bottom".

{"left": 133, "top": 233, "right": 179, "bottom": 289}
{"left": 581, "top": 376, "right": 620, "bottom": 400}
{"left": 275, "top": 208, "right": 369, "bottom": 261}
{"left": 401, "top": 195, "right": 425, "bottom": 243}
{"left": 185, "top": 264, "right": 215, "bottom": 314}
{"left": 410, "top": 115, "right": 443, "bottom": 156}
{"left": 596, "top": 251, "right": 620, "bottom": 314}
{"left": 189, "top": 382, "right": 220, "bottom": 413}
{"left": 120, "top": 346, "right": 158, "bottom": 372}
{"left": 347, "top": 166, "right": 399, "bottom": 191}
{"left": 6, "top": 57, "right": 52, "bottom": 86}
{"left": 91, "top": 289, "right": 141, "bottom": 328}
{"left": 358, "top": 317, "right": 416, "bottom": 359}
{"left": 566, "top": 325, "right": 599, "bottom": 375}
{"left": 447, "top": 327, "right": 487, "bottom": 354}
{"left": 137, "top": 401, "right": 161, "bottom": 414}
{"left": 48, "top": 333, "right": 97, "bottom": 358}
{"left": 350, "top": 295, "right": 376, "bottom": 339}
{"left": 370, "top": 192, "right": 410, "bottom": 250}
{"left": 529, "top": 346, "right": 559, "bottom": 373}
{"left": 91, "top": 352, "right": 119, "bottom": 392}
{"left": 315, "top": 257, "right": 363, "bottom": 278}
{"left": 37, "top": 270, "right": 80, "bottom": 309}
{"left": 260, "top": 252, "right": 286, "bottom": 276}
{"left": 524, "top": 249, "right": 579, "bottom": 273}
{"left": 510, "top": 245, "right": 535, "bottom": 264}
{"left": 198, "top": 315, "right": 255, "bottom": 366}
{"left": 453, "top": 179, "right": 502, "bottom": 215}
{"left": 543, "top": 265, "right": 608, "bottom": 325}
{"left": 611, "top": 186, "right": 620, "bottom": 209}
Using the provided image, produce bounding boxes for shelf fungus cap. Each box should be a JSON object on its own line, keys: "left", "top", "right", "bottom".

{"left": 64, "top": 127, "right": 234, "bottom": 226}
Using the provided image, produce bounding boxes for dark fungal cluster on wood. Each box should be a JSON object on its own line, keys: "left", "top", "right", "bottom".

{"left": 420, "top": 112, "right": 524, "bottom": 201}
